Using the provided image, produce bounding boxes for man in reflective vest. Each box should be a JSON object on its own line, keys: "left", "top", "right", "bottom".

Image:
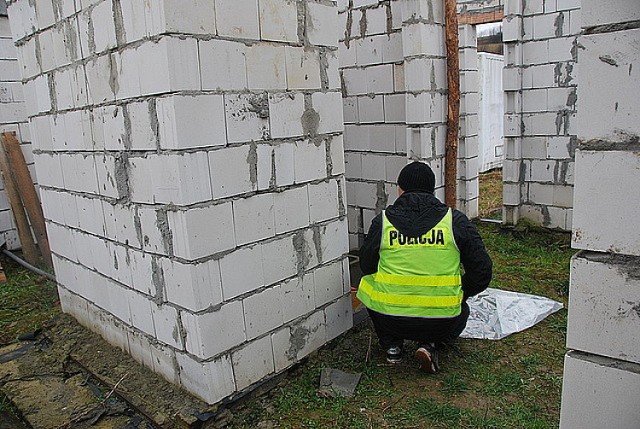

{"left": 357, "top": 162, "right": 492, "bottom": 373}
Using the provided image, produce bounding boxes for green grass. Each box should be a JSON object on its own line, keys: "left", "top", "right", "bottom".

{"left": 0, "top": 255, "right": 60, "bottom": 345}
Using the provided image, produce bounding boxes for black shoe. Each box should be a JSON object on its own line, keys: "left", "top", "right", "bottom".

{"left": 415, "top": 343, "right": 439, "bottom": 373}
{"left": 386, "top": 346, "right": 403, "bottom": 364}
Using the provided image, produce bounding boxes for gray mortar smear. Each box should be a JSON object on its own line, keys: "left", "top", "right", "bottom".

{"left": 285, "top": 325, "right": 311, "bottom": 361}
{"left": 325, "top": 138, "right": 334, "bottom": 176}
{"left": 386, "top": 3, "right": 393, "bottom": 34}
{"left": 114, "top": 153, "right": 130, "bottom": 201}
{"left": 247, "top": 93, "right": 269, "bottom": 119}
{"left": 519, "top": 161, "right": 527, "bottom": 183}
{"left": 112, "top": 0, "right": 127, "bottom": 46}
{"left": 319, "top": 51, "right": 330, "bottom": 91}
{"left": 297, "top": 0, "right": 307, "bottom": 45}
{"left": 554, "top": 12, "right": 565, "bottom": 37}
{"left": 541, "top": 205, "right": 551, "bottom": 227}
{"left": 64, "top": 20, "right": 79, "bottom": 61}
{"left": 122, "top": 105, "right": 132, "bottom": 150}
{"left": 427, "top": 0, "right": 435, "bottom": 24}
{"left": 302, "top": 109, "right": 320, "bottom": 141}
{"left": 337, "top": 180, "right": 346, "bottom": 216}
{"left": 52, "top": 0, "right": 63, "bottom": 21}
{"left": 151, "top": 256, "right": 166, "bottom": 304}
{"left": 430, "top": 61, "right": 437, "bottom": 92}
{"left": 156, "top": 210, "right": 174, "bottom": 256}
{"left": 47, "top": 72, "right": 58, "bottom": 112}
{"left": 247, "top": 142, "right": 258, "bottom": 186}
{"left": 375, "top": 181, "right": 388, "bottom": 214}
{"left": 148, "top": 99, "right": 161, "bottom": 150}
{"left": 580, "top": 252, "right": 640, "bottom": 281}
{"left": 566, "top": 88, "right": 577, "bottom": 109}
{"left": 133, "top": 208, "right": 143, "bottom": 248}
{"left": 344, "top": 3, "right": 353, "bottom": 48}
{"left": 312, "top": 225, "right": 324, "bottom": 264}
{"left": 86, "top": 10, "right": 97, "bottom": 54}
{"left": 555, "top": 110, "right": 570, "bottom": 136}
{"left": 269, "top": 149, "right": 277, "bottom": 189}
{"left": 578, "top": 132, "right": 640, "bottom": 151}
{"left": 359, "top": 9, "right": 367, "bottom": 38}
{"left": 108, "top": 53, "right": 120, "bottom": 96}
{"left": 113, "top": 250, "right": 119, "bottom": 270}
{"left": 293, "top": 231, "right": 311, "bottom": 276}
{"left": 34, "top": 36, "right": 42, "bottom": 69}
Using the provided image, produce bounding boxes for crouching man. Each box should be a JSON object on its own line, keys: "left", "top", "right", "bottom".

{"left": 356, "top": 162, "right": 492, "bottom": 373}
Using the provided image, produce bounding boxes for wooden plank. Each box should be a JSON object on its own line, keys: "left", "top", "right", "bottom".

{"left": 458, "top": 9, "right": 504, "bottom": 25}
{"left": 0, "top": 134, "right": 40, "bottom": 266}
{"left": 1, "top": 132, "right": 52, "bottom": 269}
{"left": 445, "top": 0, "right": 461, "bottom": 208}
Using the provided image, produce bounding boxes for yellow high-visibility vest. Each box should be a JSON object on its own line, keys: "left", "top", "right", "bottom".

{"left": 357, "top": 209, "right": 463, "bottom": 318}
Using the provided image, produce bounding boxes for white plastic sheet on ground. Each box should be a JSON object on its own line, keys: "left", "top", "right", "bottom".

{"left": 460, "top": 288, "right": 564, "bottom": 340}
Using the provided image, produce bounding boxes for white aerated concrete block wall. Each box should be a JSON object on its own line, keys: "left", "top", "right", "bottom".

{"left": 0, "top": 12, "right": 35, "bottom": 250}
{"left": 560, "top": 0, "right": 640, "bottom": 426}
{"left": 502, "top": 0, "right": 579, "bottom": 229}
{"left": 341, "top": 0, "right": 476, "bottom": 250}
{"left": 457, "top": 24, "right": 479, "bottom": 218}
{"left": 7, "top": 0, "right": 351, "bottom": 405}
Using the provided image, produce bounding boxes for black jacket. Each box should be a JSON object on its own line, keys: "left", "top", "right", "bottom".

{"left": 359, "top": 191, "right": 492, "bottom": 299}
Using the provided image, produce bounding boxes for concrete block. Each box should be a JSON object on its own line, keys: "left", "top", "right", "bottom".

{"left": 317, "top": 219, "right": 349, "bottom": 263}
{"left": 233, "top": 194, "right": 276, "bottom": 245}
{"left": 522, "top": 88, "right": 547, "bottom": 113}
{"left": 216, "top": 0, "right": 259, "bottom": 39}
{"left": 162, "top": 258, "right": 223, "bottom": 312}
{"left": 343, "top": 97, "right": 358, "bottom": 124}
{"left": 579, "top": 30, "right": 640, "bottom": 141}
{"left": 92, "top": 0, "right": 117, "bottom": 53}
{"left": 342, "top": 68, "right": 368, "bottom": 96}
{"left": 243, "top": 286, "right": 284, "bottom": 340}
{"left": 354, "top": 36, "right": 383, "bottom": 66}
{"left": 338, "top": 43, "right": 357, "bottom": 68}
{"left": 274, "top": 186, "right": 310, "bottom": 234}
{"left": 162, "top": 0, "right": 217, "bottom": 34}
{"left": 281, "top": 274, "right": 315, "bottom": 323}
{"left": 209, "top": 146, "right": 255, "bottom": 198}
{"left": 567, "top": 253, "right": 640, "bottom": 364}
{"left": 127, "top": 251, "right": 155, "bottom": 296}
{"left": 232, "top": 335, "right": 276, "bottom": 390}
{"left": 200, "top": 39, "right": 248, "bottom": 91}
{"left": 127, "top": 101, "right": 157, "bottom": 150}
{"left": 312, "top": 91, "right": 343, "bottom": 134}
{"left": 35, "top": 0, "right": 56, "bottom": 30}
{"left": 324, "top": 294, "right": 352, "bottom": 341}
{"left": 357, "top": 95, "right": 384, "bottom": 124}
{"left": 547, "top": 136, "right": 574, "bottom": 159}
{"left": 258, "top": 0, "right": 298, "bottom": 43}
{"left": 306, "top": 1, "right": 338, "bottom": 47}
{"left": 313, "top": 260, "right": 344, "bottom": 307}
{"left": 284, "top": 47, "right": 321, "bottom": 90}
{"left": 260, "top": 236, "right": 298, "bottom": 288}
{"left": 325, "top": 50, "right": 341, "bottom": 90}
{"left": 152, "top": 303, "right": 182, "bottom": 349}
{"left": 129, "top": 153, "right": 213, "bottom": 205}
{"left": 560, "top": 352, "right": 640, "bottom": 429}
{"left": 149, "top": 342, "right": 179, "bottom": 385}
{"left": 365, "top": 6, "right": 389, "bottom": 37}
{"left": 573, "top": 150, "right": 640, "bottom": 256}
{"left": 547, "top": 36, "right": 574, "bottom": 62}
{"left": 181, "top": 300, "right": 246, "bottom": 358}
{"left": 176, "top": 352, "right": 236, "bottom": 405}
{"left": 329, "top": 136, "right": 346, "bottom": 176}
{"left": 224, "top": 93, "right": 270, "bottom": 144}
{"left": 246, "top": 44, "right": 286, "bottom": 90}
{"left": 294, "top": 140, "right": 326, "bottom": 183}
{"left": 528, "top": 182, "right": 554, "bottom": 205}
{"left": 157, "top": 94, "right": 226, "bottom": 149}
{"left": 384, "top": 94, "right": 406, "bottom": 123}
{"left": 269, "top": 93, "right": 304, "bottom": 138}
{"left": 406, "top": 93, "right": 446, "bottom": 125}
{"left": 360, "top": 153, "right": 386, "bottom": 181}
{"left": 582, "top": 0, "right": 639, "bottom": 27}
{"left": 128, "top": 291, "right": 155, "bottom": 336}
{"left": 308, "top": 181, "right": 340, "bottom": 223}
{"left": 366, "top": 64, "right": 394, "bottom": 94}
{"left": 401, "top": 23, "right": 445, "bottom": 58}
{"left": 168, "top": 203, "right": 236, "bottom": 259}
{"left": 274, "top": 142, "right": 296, "bottom": 186}
{"left": 220, "top": 245, "right": 265, "bottom": 299}
{"left": 271, "top": 310, "right": 326, "bottom": 371}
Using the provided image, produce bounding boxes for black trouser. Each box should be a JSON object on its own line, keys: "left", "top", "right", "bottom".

{"left": 367, "top": 301, "right": 470, "bottom": 349}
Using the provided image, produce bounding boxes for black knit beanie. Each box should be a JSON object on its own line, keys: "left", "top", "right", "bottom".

{"left": 397, "top": 161, "right": 435, "bottom": 194}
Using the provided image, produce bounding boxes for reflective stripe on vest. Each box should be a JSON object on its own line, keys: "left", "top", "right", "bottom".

{"left": 356, "top": 208, "right": 463, "bottom": 318}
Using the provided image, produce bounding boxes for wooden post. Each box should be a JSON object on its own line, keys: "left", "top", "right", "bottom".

{"left": 0, "top": 133, "right": 40, "bottom": 266}
{"left": 1, "top": 132, "right": 53, "bottom": 269}
{"left": 444, "top": 0, "right": 461, "bottom": 208}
